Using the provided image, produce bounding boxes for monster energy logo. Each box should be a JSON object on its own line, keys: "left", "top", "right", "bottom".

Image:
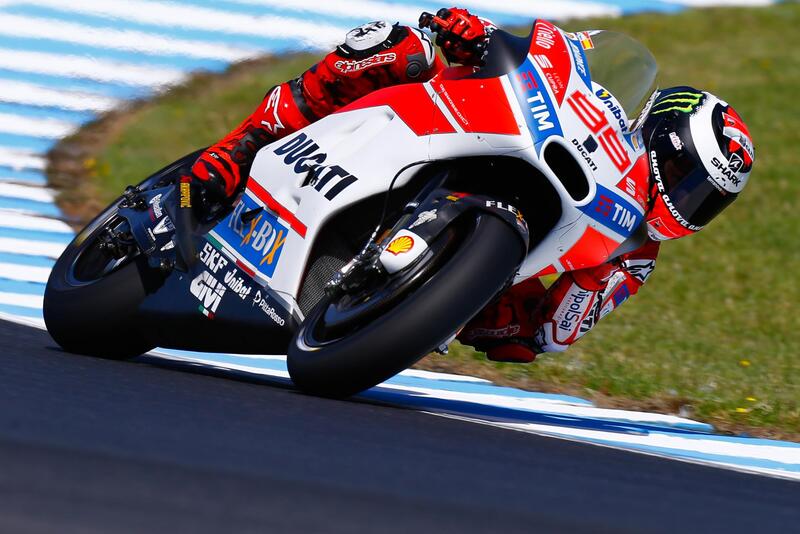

{"left": 651, "top": 91, "right": 705, "bottom": 115}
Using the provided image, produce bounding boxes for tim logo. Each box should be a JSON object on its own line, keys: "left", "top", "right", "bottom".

{"left": 190, "top": 271, "right": 226, "bottom": 316}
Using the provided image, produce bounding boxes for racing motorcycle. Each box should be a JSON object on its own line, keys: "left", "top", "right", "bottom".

{"left": 44, "top": 21, "right": 659, "bottom": 397}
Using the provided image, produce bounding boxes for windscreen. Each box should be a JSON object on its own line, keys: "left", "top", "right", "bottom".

{"left": 580, "top": 30, "right": 659, "bottom": 128}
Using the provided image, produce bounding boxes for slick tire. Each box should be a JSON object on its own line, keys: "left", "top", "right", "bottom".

{"left": 44, "top": 201, "right": 158, "bottom": 359}
{"left": 287, "top": 213, "right": 525, "bottom": 397}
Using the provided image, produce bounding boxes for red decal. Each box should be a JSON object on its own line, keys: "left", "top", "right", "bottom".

{"left": 617, "top": 155, "right": 649, "bottom": 208}
{"left": 558, "top": 226, "right": 621, "bottom": 271}
{"left": 568, "top": 91, "right": 632, "bottom": 173}
{"left": 246, "top": 178, "right": 307, "bottom": 238}
{"left": 599, "top": 127, "right": 631, "bottom": 172}
{"left": 340, "top": 84, "right": 456, "bottom": 136}
{"left": 567, "top": 91, "right": 606, "bottom": 134}
{"left": 534, "top": 264, "right": 559, "bottom": 277}
{"left": 434, "top": 78, "right": 520, "bottom": 136}
{"left": 236, "top": 259, "right": 256, "bottom": 279}
{"left": 529, "top": 20, "right": 572, "bottom": 106}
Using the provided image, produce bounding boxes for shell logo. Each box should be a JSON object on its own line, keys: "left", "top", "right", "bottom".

{"left": 386, "top": 235, "right": 414, "bottom": 255}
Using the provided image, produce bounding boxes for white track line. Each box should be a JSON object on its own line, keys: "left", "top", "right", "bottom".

{"left": 226, "top": 0, "right": 424, "bottom": 23}
{"left": 12, "top": 0, "right": 348, "bottom": 49}
{"left": 0, "top": 148, "right": 46, "bottom": 171}
{"left": 662, "top": 0, "right": 770, "bottom": 4}
{"left": 0, "top": 184, "right": 55, "bottom": 203}
{"left": 0, "top": 13, "right": 261, "bottom": 63}
{"left": 0, "top": 309, "right": 44, "bottom": 328}
{"left": 0, "top": 212, "right": 72, "bottom": 233}
{"left": 0, "top": 113, "right": 76, "bottom": 139}
{"left": 0, "top": 291, "right": 43, "bottom": 308}
{"left": 0, "top": 262, "right": 51, "bottom": 284}
{"left": 0, "top": 80, "right": 118, "bottom": 113}
{"left": 227, "top": 0, "right": 620, "bottom": 21}
{"left": 0, "top": 237, "right": 65, "bottom": 258}
{"left": 0, "top": 49, "right": 184, "bottom": 88}
{"left": 457, "top": 0, "right": 620, "bottom": 17}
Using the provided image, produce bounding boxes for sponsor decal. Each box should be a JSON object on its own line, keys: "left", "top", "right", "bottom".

{"left": 149, "top": 194, "right": 163, "bottom": 220}
{"left": 199, "top": 242, "right": 229, "bottom": 273}
{"left": 533, "top": 22, "right": 557, "bottom": 49}
{"left": 710, "top": 155, "right": 744, "bottom": 190}
{"left": 722, "top": 110, "right": 754, "bottom": 164}
{"left": 566, "top": 38, "right": 591, "bottom": 89}
{"left": 260, "top": 85, "right": 285, "bottom": 136}
{"left": 486, "top": 200, "right": 527, "bottom": 230}
{"left": 409, "top": 209, "right": 437, "bottom": 229}
{"left": 611, "top": 284, "right": 631, "bottom": 307}
{"left": 465, "top": 325, "right": 521, "bottom": 339}
{"left": 512, "top": 58, "right": 563, "bottom": 149}
{"left": 386, "top": 235, "right": 414, "bottom": 255}
{"left": 223, "top": 268, "right": 253, "bottom": 300}
{"left": 616, "top": 155, "right": 650, "bottom": 209}
{"left": 571, "top": 138, "right": 598, "bottom": 172}
{"left": 190, "top": 271, "right": 226, "bottom": 318}
{"left": 567, "top": 91, "right": 632, "bottom": 173}
{"left": 252, "top": 290, "right": 286, "bottom": 326}
{"left": 334, "top": 52, "right": 397, "bottom": 73}
{"left": 651, "top": 90, "right": 705, "bottom": 115}
{"left": 650, "top": 150, "right": 703, "bottom": 231}
{"left": 575, "top": 31, "right": 595, "bottom": 50}
{"left": 622, "top": 258, "right": 655, "bottom": 284}
{"left": 345, "top": 20, "right": 391, "bottom": 50}
{"left": 669, "top": 131, "right": 684, "bottom": 151}
{"left": 580, "top": 183, "right": 642, "bottom": 236}
{"left": 595, "top": 88, "right": 628, "bottom": 133}
{"left": 274, "top": 133, "right": 358, "bottom": 200}
{"left": 152, "top": 216, "right": 174, "bottom": 235}
{"left": 214, "top": 194, "right": 288, "bottom": 278}
{"left": 554, "top": 285, "right": 592, "bottom": 336}
{"left": 630, "top": 89, "right": 658, "bottom": 133}
{"left": 179, "top": 180, "right": 191, "bottom": 208}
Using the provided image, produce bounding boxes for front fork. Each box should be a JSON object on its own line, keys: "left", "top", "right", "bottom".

{"left": 325, "top": 185, "right": 531, "bottom": 350}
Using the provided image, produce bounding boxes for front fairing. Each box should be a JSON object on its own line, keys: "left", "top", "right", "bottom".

{"left": 214, "top": 20, "right": 657, "bottom": 305}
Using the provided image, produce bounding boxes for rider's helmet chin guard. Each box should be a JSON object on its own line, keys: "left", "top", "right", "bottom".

{"left": 642, "top": 86, "right": 755, "bottom": 241}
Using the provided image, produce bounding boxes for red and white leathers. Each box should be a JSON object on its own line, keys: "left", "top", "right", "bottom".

{"left": 457, "top": 241, "right": 660, "bottom": 363}
{"left": 191, "top": 8, "right": 663, "bottom": 365}
{"left": 189, "top": 20, "right": 444, "bottom": 199}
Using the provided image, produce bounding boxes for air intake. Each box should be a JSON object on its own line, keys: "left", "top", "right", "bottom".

{"left": 543, "top": 142, "right": 591, "bottom": 202}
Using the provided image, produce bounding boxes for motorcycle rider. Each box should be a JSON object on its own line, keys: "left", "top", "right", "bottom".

{"left": 186, "top": 8, "right": 755, "bottom": 364}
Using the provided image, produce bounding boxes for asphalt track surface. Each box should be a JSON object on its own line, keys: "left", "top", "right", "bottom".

{"left": 1, "top": 320, "right": 798, "bottom": 533}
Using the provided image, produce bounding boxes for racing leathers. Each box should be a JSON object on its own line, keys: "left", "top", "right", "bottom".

{"left": 189, "top": 7, "right": 662, "bottom": 365}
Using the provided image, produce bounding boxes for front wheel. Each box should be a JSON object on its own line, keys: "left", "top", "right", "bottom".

{"left": 287, "top": 213, "right": 525, "bottom": 397}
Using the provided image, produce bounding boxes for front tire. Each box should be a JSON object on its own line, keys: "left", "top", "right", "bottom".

{"left": 287, "top": 214, "right": 525, "bottom": 397}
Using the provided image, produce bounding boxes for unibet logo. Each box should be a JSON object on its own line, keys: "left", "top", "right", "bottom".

{"left": 386, "top": 235, "right": 414, "bottom": 255}
{"left": 190, "top": 271, "right": 226, "bottom": 314}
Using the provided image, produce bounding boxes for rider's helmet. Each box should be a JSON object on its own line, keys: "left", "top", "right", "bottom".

{"left": 642, "top": 86, "right": 755, "bottom": 240}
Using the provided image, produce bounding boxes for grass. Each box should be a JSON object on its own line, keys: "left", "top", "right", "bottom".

{"left": 49, "top": 4, "right": 800, "bottom": 438}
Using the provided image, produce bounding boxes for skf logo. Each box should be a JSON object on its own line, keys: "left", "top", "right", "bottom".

{"left": 190, "top": 271, "right": 226, "bottom": 318}
{"left": 386, "top": 235, "right": 414, "bottom": 255}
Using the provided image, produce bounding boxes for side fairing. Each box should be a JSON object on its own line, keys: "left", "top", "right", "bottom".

{"left": 207, "top": 20, "right": 653, "bottom": 307}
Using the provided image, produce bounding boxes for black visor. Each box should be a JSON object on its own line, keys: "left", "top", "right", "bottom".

{"left": 649, "top": 123, "right": 738, "bottom": 228}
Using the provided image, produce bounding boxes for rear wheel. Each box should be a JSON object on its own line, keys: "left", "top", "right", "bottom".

{"left": 287, "top": 213, "right": 525, "bottom": 397}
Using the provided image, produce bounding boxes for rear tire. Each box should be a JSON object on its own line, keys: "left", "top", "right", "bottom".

{"left": 287, "top": 214, "right": 525, "bottom": 397}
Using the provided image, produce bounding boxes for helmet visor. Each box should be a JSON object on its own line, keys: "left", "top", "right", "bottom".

{"left": 650, "top": 126, "right": 738, "bottom": 228}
